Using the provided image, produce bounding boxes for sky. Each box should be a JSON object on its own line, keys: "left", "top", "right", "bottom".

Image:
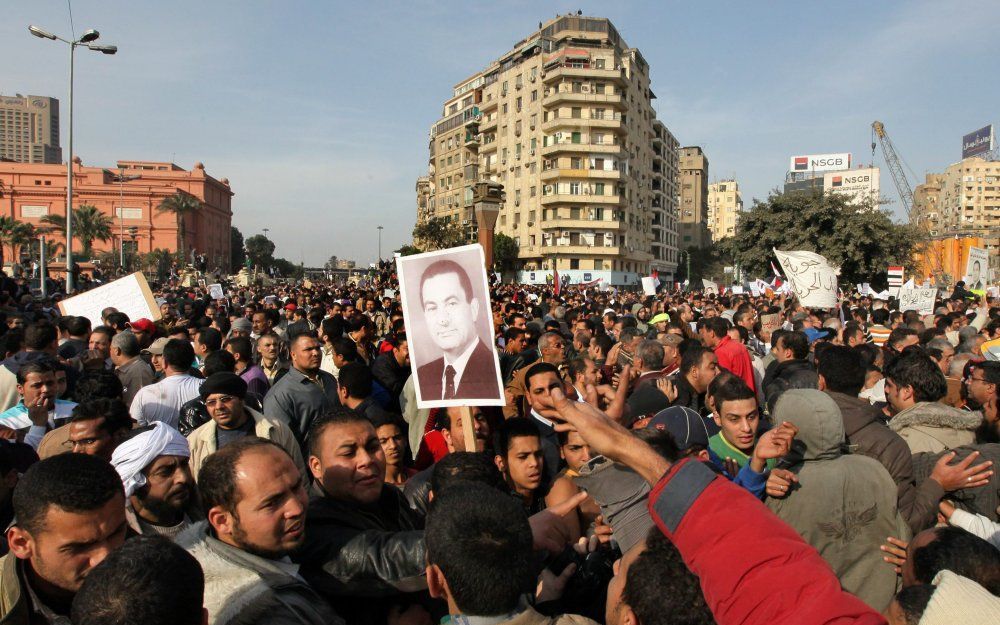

{"left": 4, "top": 0, "right": 998, "bottom": 266}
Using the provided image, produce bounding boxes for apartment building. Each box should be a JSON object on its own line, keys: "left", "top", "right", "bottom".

{"left": 913, "top": 156, "right": 1000, "bottom": 276}
{"left": 678, "top": 146, "right": 711, "bottom": 249}
{"left": 417, "top": 15, "right": 680, "bottom": 285}
{"left": 0, "top": 94, "right": 61, "bottom": 164}
{"left": 707, "top": 179, "right": 742, "bottom": 242}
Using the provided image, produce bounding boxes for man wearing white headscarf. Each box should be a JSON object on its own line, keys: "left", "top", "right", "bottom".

{"left": 111, "top": 421, "right": 201, "bottom": 540}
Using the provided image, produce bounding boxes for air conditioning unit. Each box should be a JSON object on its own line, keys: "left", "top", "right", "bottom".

{"left": 529, "top": 123, "right": 535, "bottom": 130}
{"left": 540, "top": 71, "right": 546, "bottom": 78}
{"left": 501, "top": 158, "right": 507, "bottom": 165}
{"left": 529, "top": 149, "right": 535, "bottom": 156}
{"left": 582, "top": 85, "right": 591, "bottom": 93}
{"left": 529, "top": 75, "right": 536, "bottom": 83}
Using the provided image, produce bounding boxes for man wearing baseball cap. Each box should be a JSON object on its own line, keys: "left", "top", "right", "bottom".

{"left": 126, "top": 318, "right": 156, "bottom": 350}
{"left": 142, "top": 337, "right": 171, "bottom": 379}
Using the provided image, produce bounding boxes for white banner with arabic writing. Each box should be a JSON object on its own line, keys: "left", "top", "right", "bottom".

{"left": 898, "top": 287, "right": 937, "bottom": 315}
{"left": 773, "top": 249, "right": 839, "bottom": 308}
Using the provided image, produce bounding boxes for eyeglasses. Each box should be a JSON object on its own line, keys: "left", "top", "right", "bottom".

{"left": 205, "top": 395, "right": 237, "bottom": 408}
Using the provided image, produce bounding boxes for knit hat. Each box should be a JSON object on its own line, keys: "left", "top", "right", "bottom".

{"left": 649, "top": 313, "right": 670, "bottom": 325}
{"left": 199, "top": 372, "right": 248, "bottom": 400}
{"left": 918, "top": 570, "right": 1000, "bottom": 625}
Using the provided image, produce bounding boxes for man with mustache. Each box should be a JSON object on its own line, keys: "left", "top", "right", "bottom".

{"left": 415, "top": 259, "right": 501, "bottom": 403}
{"left": 111, "top": 422, "right": 201, "bottom": 541}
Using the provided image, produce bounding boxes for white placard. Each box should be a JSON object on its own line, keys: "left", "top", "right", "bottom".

{"left": 773, "top": 249, "right": 839, "bottom": 308}
{"left": 898, "top": 287, "right": 937, "bottom": 315}
{"left": 58, "top": 272, "right": 160, "bottom": 329}
{"left": 383, "top": 289, "right": 396, "bottom": 299}
{"left": 730, "top": 285, "right": 745, "bottom": 295}
{"left": 641, "top": 276, "right": 657, "bottom": 296}
{"left": 966, "top": 247, "right": 988, "bottom": 291}
{"left": 702, "top": 279, "right": 719, "bottom": 295}
{"left": 208, "top": 283, "right": 225, "bottom": 300}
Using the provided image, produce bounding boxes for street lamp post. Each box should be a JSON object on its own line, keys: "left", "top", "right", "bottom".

{"left": 29, "top": 25, "right": 117, "bottom": 294}
{"left": 377, "top": 225, "right": 383, "bottom": 260}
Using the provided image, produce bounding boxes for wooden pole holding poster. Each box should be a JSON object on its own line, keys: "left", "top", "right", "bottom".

{"left": 459, "top": 406, "right": 476, "bottom": 452}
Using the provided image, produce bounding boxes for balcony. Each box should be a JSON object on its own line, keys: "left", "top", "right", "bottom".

{"left": 540, "top": 168, "right": 622, "bottom": 182}
{"left": 539, "top": 243, "right": 623, "bottom": 256}
{"left": 542, "top": 66, "right": 626, "bottom": 85}
{"left": 541, "top": 193, "right": 621, "bottom": 206}
{"left": 540, "top": 217, "right": 623, "bottom": 230}
{"left": 541, "top": 115, "right": 625, "bottom": 134}
{"left": 542, "top": 91, "right": 623, "bottom": 108}
{"left": 540, "top": 142, "right": 623, "bottom": 157}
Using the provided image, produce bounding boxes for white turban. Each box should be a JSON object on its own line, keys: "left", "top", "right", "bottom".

{"left": 111, "top": 422, "right": 191, "bottom": 497}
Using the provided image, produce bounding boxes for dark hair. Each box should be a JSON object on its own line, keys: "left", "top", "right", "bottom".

{"left": 195, "top": 327, "right": 222, "bottom": 352}
{"left": 337, "top": 362, "right": 373, "bottom": 399}
{"left": 163, "top": 339, "right": 195, "bottom": 371}
{"left": 523, "top": 361, "right": 560, "bottom": 389}
{"left": 566, "top": 357, "right": 591, "bottom": 382}
{"left": 70, "top": 535, "right": 205, "bottom": 625}
{"left": 330, "top": 336, "right": 359, "bottom": 362}
{"left": 65, "top": 316, "right": 92, "bottom": 338}
{"left": 198, "top": 438, "right": 284, "bottom": 515}
{"left": 16, "top": 360, "right": 55, "bottom": 385}
{"left": 680, "top": 345, "right": 711, "bottom": 377}
{"left": 73, "top": 369, "right": 125, "bottom": 402}
{"left": 13, "top": 453, "right": 123, "bottom": 535}
{"left": 2, "top": 330, "right": 24, "bottom": 357}
{"left": 912, "top": 526, "right": 1000, "bottom": 594}
{"left": 709, "top": 374, "right": 755, "bottom": 413}
{"left": 306, "top": 407, "right": 372, "bottom": 458}
{"left": 504, "top": 326, "right": 526, "bottom": 342}
{"left": 430, "top": 451, "right": 507, "bottom": 496}
{"left": 634, "top": 340, "right": 664, "bottom": 369}
{"left": 871, "top": 308, "right": 890, "bottom": 325}
{"left": 225, "top": 336, "right": 253, "bottom": 363}
{"left": 624, "top": 527, "right": 714, "bottom": 625}
{"left": 203, "top": 349, "right": 236, "bottom": 376}
{"left": 884, "top": 349, "right": 947, "bottom": 403}
{"left": 71, "top": 399, "right": 133, "bottom": 435}
{"left": 887, "top": 327, "right": 918, "bottom": 351}
{"left": 778, "top": 331, "right": 810, "bottom": 360}
{"left": 704, "top": 317, "right": 730, "bottom": 339}
{"left": 25, "top": 321, "right": 58, "bottom": 351}
{"left": 893, "top": 585, "right": 934, "bottom": 625}
{"left": 592, "top": 334, "right": 614, "bottom": 357}
{"left": 816, "top": 345, "right": 866, "bottom": 396}
{"left": 973, "top": 361, "right": 1000, "bottom": 389}
{"left": 492, "top": 417, "right": 540, "bottom": 460}
{"left": 420, "top": 259, "right": 474, "bottom": 308}
{"left": 425, "top": 482, "right": 535, "bottom": 616}
{"left": 321, "top": 317, "right": 345, "bottom": 343}
{"left": 106, "top": 312, "right": 131, "bottom": 331}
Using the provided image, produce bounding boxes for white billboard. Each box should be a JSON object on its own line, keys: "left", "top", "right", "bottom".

{"left": 789, "top": 153, "right": 851, "bottom": 173}
{"left": 824, "top": 167, "right": 880, "bottom": 206}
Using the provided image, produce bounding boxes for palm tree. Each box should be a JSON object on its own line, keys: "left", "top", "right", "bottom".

{"left": 40, "top": 204, "right": 114, "bottom": 259}
{"left": 0, "top": 216, "right": 32, "bottom": 266}
{"left": 156, "top": 192, "right": 201, "bottom": 262}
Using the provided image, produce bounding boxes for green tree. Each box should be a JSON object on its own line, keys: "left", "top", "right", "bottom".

{"left": 412, "top": 217, "right": 464, "bottom": 251}
{"left": 230, "top": 226, "right": 246, "bottom": 270}
{"left": 271, "top": 257, "right": 298, "bottom": 277}
{"left": 0, "top": 217, "right": 36, "bottom": 266}
{"left": 40, "top": 205, "right": 114, "bottom": 260}
{"left": 493, "top": 233, "right": 518, "bottom": 274}
{"left": 324, "top": 255, "right": 339, "bottom": 271}
{"left": 395, "top": 244, "right": 422, "bottom": 257}
{"left": 244, "top": 234, "right": 275, "bottom": 269}
{"left": 156, "top": 192, "right": 201, "bottom": 261}
{"left": 729, "top": 190, "right": 924, "bottom": 288}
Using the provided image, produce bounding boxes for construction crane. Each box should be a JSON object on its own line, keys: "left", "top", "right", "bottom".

{"left": 871, "top": 121, "right": 916, "bottom": 222}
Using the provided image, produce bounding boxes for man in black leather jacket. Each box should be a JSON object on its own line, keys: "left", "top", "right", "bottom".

{"left": 295, "top": 408, "right": 428, "bottom": 625}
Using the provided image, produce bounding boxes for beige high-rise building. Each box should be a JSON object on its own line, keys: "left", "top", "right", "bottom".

{"left": 416, "top": 15, "right": 680, "bottom": 285}
{"left": 678, "top": 146, "right": 710, "bottom": 249}
{"left": 0, "top": 94, "right": 61, "bottom": 164}
{"left": 707, "top": 179, "right": 742, "bottom": 242}
{"left": 913, "top": 156, "right": 1000, "bottom": 275}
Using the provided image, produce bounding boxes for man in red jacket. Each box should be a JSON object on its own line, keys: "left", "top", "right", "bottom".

{"left": 701, "top": 317, "right": 757, "bottom": 394}
{"left": 544, "top": 386, "right": 885, "bottom": 625}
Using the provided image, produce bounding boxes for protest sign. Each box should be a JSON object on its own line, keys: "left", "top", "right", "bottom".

{"left": 58, "top": 272, "right": 160, "bottom": 328}
{"left": 730, "top": 285, "right": 745, "bottom": 295}
{"left": 702, "top": 279, "right": 719, "bottom": 295}
{"left": 773, "top": 249, "right": 839, "bottom": 308}
{"left": 396, "top": 244, "right": 504, "bottom": 410}
{"left": 965, "top": 247, "right": 988, "bottom": 291}
{"left": 898, "top": 287, "right": 937, "bottom": 315}
{"left": 208, "top": 283, "right": 225, "bottom": 300}
{"left": 760, "top": 313, "right": 782, "bottom": 334}
{"left": 383, "top": 289, "right": 396, "bottom": 299}
{"left": 641, "top": 276, "right": 657, "bottom": 296}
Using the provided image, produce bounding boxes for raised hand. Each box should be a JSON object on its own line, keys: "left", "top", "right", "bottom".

{"left": 880, "top": 536, "right": 908, "bottom": 574}
{"left": 929, "top": 450, "right": 994, "bottom": 492}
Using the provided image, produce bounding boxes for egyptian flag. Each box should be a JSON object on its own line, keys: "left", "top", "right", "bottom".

{"left": 794, "top": 157, "right": 808, "bottom": 171}
{"left": 553, "top": 267, "right": 561, "bottom": 297}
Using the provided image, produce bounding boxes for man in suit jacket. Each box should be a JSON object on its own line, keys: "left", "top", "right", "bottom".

{"left": 415, "top": 259, "right": 501, "bottom": 402}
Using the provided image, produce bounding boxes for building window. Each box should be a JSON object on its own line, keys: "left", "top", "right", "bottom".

{"left": 570, "top": 259, "right": 580, "bottom": 270}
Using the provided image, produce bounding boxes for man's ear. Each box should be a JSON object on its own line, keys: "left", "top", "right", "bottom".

{"left": 308, "top": 455, "right": 323, "bottom": 481}
{"left": 494, "top": 454, "right": 506, "bottom": 475}
{"left": 816, "top": 374, "right": 827, "bottom": 391}
{"left": 426, "top": 563, "right": 450, "bottom": 600}
{"left": 7, "top": 526, "right": 34, "bottom": 560}
{"left": 620, "top": 603, "right": 638, "bottom": 625}
{"left": 207, "top": 505, "right": 235, "bottom": 540}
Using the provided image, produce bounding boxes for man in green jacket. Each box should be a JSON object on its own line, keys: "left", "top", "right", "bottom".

{"left": 0, "top": 453, "right": 127, "bottom": 624}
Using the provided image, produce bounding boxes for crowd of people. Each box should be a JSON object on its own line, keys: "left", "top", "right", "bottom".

{"left": 0, "top": 260, "right": 997, "bottom": 625}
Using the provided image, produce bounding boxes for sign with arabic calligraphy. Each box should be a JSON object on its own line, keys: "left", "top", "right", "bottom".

{"left": 898, "top": 287, "right": 937, "bottom": 315}
{"left": 773, "top": 249, "right": 839, "bottom": 308}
